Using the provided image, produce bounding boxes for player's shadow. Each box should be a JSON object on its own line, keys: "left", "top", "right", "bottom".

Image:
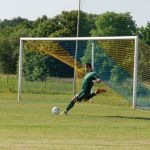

{"left": 78, "top": 114, "right": 150, "bottom": 121}
{"left": 80, "top": 115, "right": 150, "bottom": 121}
{"left": 104, "top": 115, "right": 150, "bottom": 121}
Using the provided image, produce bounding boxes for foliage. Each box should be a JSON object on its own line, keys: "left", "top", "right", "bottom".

{"left": 0, "top": 38, "right": 16, "bottom": 74}
{"left": 0, "top": 17, "right": 32, "bottom": 74}
{"left": 91, "top": 11, "right": 136, "bottom": 36}
{"left": 23, "top": 51, "right": 48, "bottom": 81}
{"left": 137, "top": 22, "right": 150, "bottom": 45}
{"left": 136, "top": 22, "right": 150, "bottom": 81}
{"left": 0, "top": 11, "right": 150, "bottom": 83}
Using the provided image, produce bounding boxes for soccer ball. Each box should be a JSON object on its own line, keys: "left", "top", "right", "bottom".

{"left": 51, "top": 107, "right": 60, "bottom": 115}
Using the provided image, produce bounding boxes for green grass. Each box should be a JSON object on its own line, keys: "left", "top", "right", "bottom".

{"left": 0, "top": 74, "right": 73, "bottom": 94}
{"left": 0, "top": 92, "right": 150, "bottom": 150}
{"left": 0, "top": 74, "right": 150, "bottom": 149}
{"left": 0, "top": 74, "right": 18, "bottom": 93}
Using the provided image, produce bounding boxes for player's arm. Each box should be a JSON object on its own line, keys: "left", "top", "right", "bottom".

{"left": 92, "top": 73, "right": 101, "bottom": 83}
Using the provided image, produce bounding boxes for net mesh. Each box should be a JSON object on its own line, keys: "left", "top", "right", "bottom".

{"left": 80, "top": 40, "right": 134, "bottom": 102}
{"left": 137, "top": 43, "right": 150, "bottom": 108}
{"left": 20, "top": 38, "right": 150, "bottom": 108}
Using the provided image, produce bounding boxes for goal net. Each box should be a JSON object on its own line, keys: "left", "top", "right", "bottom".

{"left": 18, "top": 37, "right": 150, "bottom": 109}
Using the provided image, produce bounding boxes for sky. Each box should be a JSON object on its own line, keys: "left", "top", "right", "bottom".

{"left": 0, "top": 0, "right": 150, "bottom": 27}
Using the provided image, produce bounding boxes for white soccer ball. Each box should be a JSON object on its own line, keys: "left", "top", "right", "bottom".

{"left": 51, "top": 107, "right": 60, "bottom": 115}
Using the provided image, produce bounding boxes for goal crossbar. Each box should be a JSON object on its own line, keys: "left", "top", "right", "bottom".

{"left": 20, "top": 36, "right": 137, "bottom": 41}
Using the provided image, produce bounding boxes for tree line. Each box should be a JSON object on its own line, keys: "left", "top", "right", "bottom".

{"left": 0, "top": 11, "right": 150, "bottom": 81}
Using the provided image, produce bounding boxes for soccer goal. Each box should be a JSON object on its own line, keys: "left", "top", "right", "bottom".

{"left": 18, "top": 36, "right": 150, "bottom": 109}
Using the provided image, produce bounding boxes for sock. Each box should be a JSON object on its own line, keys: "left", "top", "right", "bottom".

{"left": 66, "top": 101, "right": 75, "bottom": 112}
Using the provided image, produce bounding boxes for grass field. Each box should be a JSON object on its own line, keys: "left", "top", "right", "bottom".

{"left": 0, "top": 75, "right": 150, "bottom": 150}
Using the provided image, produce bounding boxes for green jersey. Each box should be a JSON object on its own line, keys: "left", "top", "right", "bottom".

{"left": 81, "top": 71, "right": 99, "bottom": 93}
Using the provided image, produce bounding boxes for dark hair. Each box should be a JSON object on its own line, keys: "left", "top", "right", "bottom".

{"left": 85, "top": 63, "right": 92, "bottom": 68}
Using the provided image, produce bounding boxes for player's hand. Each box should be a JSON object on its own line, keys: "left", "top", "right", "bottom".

{"left": 92, "top": 79, "right": 101, "bottom": 83}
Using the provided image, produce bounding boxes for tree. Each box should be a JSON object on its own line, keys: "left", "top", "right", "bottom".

{"left": 91, "top": 11, "right": 136, "bottom": 36}
{"left": 0, "top": 38, "right": 16, "bottom": 87}
{"left": 137, "top": 22, "right": 150, "bottom": 45}
{"left": 0, "top": 17, "right": 32, "bottom": 75}
{"left": 22, "top": 51, "right": 48, "bottom": 81}
{"left": 0, "top": 38, "right": 16, "bottom": 73}
{"left": 136, "top": 22, "right": 150, "bottom": 81}
{"left": 50, "top": 11, "right": 96, "bottom": 37}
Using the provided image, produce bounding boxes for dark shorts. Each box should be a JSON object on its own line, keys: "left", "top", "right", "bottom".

{"left": 75, "top": 91, "right": 96, "bottom": 102}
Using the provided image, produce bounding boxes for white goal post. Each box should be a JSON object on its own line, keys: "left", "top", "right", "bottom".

{"left": 18, "top": 36, "right": 139, "bottom": 109}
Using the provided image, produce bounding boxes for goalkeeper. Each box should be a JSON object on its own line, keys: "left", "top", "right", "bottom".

{"left": 63, "top": 63, "right": 106, "bottom": 115}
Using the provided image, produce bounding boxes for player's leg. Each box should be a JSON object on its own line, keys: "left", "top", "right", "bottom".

{"left": 85, "top": 93, "right": 96, "bottom": 100}
{"left": 85, "top": 89, "right": 107, "bottom": 102}
{"left": 89, "top": 89, "right": 94, "bottom": 103}
{"left": 64, "top": 91, "right": 85, "bottom": 115}
{"left": 64, "top": 96, "right": 77, "bottom": 114}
